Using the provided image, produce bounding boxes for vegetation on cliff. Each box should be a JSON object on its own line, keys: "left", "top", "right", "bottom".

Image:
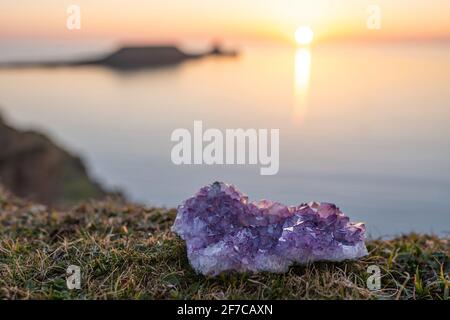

{"left": 0, "top": 187, "right": 448, "bottom": 300}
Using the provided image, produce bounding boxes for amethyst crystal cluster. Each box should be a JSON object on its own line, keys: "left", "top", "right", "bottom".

{"left": 172, "top": 182, "right": 368, "bottom": 275}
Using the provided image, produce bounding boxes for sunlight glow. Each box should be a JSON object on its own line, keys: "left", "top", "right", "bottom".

{"left": 295, "top": 26, "right": 314, "bottom": 45}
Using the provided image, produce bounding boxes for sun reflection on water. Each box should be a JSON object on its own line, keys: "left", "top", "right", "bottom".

{"left": 293, "top": 48, "right": 311, "bottom": 123}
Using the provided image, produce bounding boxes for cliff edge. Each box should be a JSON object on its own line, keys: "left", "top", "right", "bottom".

{"left": 0, "top": 113, "right": 107, "bottom": 207}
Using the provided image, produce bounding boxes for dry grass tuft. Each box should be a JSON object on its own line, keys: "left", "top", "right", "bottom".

{"left": 0, "top": 187, "right": 448, "bottom": 300}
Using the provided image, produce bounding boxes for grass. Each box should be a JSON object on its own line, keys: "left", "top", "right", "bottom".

{"left": 0, "top": 187, "right": 448, "bottom": 300}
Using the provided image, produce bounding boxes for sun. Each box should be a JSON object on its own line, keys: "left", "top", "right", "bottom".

{"left": 295, "top": 26, "right": 314, "bottom": 45}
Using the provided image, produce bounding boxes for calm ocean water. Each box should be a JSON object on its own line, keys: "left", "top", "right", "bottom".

{"left": 0, "top": 42, "right": 449, "bottom": 236}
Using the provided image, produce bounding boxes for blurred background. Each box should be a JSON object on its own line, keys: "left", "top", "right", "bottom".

{"left": 0, "top": 0, "right": 450, "bottom": 236}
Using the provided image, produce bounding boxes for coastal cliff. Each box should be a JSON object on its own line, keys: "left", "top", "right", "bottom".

{"left": 0, "top": 113, "right": 107, "bottom": 207}
{"left": 81, "top": 46, "right": 202, "bottom": 69}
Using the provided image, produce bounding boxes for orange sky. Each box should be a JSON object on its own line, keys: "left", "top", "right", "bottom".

{"left": 1, "top": 0, "right": 450, "bottom": 44}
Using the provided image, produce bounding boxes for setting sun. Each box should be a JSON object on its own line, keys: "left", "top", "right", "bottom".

{"left": 295, "top": 26, "right": 314, "bottom": 45}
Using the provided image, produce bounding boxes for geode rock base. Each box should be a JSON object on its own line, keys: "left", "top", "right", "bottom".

{"left": 172, "top": 182, "right": 368, "bottom": 275}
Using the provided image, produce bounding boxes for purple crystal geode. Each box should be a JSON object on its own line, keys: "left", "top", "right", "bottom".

{"left": 172, "top": 182, "right": 368, "bottom": 275}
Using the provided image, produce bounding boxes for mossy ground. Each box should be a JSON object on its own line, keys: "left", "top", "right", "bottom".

{"left": 0, "top": 187, "right": 448, "bottom": 300}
